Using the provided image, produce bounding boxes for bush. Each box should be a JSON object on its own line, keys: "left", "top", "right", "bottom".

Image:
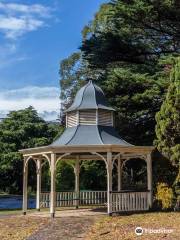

{"left": 155, "top": 182, "right": 174, "bottom": 210}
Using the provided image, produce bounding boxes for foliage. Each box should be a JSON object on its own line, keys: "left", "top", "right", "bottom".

{"left": 0, "top": 106, "right": 62, "bottom": 193}
{"left": 81, "top": 0, "right": 180, "bottom": 69}
{"left": 80, "top": 161, "right": 106, "bottom": 190}
{"left": 56, "top": 161, "right": 75, "bottom": 191}
{"left": 60, "top": 52, "right": 85, "bottom": 109}
{"left": 1, "top": 0, "right": 180, "bottom": 196}
{"left": 59, "top": 52, "right": 103, "bottom": 112}
{"left": 58, "top": 0, "right": 180, "bottom": 194}
{"left": 59, "top": 0, "right": 179, "bottom": 146}
{"left": 152, "top": 151, "right": 178, "bottom": 189}
{"left": 155, "top": 57, "right": 180, "bottom": 166}
{"left": 121, "top": 158, "right": 147, "bottom": 190}
{"left": 155, "top": 182, "right": 174, "bottom": 210}
{"left": 103, "top": 66, "right": 168, "bottom": 145}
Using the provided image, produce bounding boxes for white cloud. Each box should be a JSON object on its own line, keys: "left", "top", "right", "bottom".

{"left": 0, "top": 86, "right": 60, "bottom": 121}
{"left": 0, "top": 2, "right": 52, "bottom": 39}
{"left": 0, "top": 3, "right": 51, "bottom": 17}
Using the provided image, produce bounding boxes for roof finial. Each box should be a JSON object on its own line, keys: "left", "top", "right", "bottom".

{"left": 88, "top": 79, "right": 93, "bottom": 84}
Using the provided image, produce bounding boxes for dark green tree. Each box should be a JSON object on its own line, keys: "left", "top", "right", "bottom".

{"left": 58, "top": 0, "right": 180, "bottom": 193}
{"left": 0, "top": 106, "right": 62, "bottom": 193}
{"left": 59, "top": 0, "right": 180, "bottom": 145}
{"left": 56, "top": 161, "right": 75, "bottom": 191}
{"left": 155, "top": 57, "right": 180, "bottom": 166}
{"left": 81, "top": 0, "right": 180, "bottom": 69}
{"left": 60, "top": 52, "right": 103, "bottom": 112}
{"left": 103, "top": 66, "right": 168, "bottom": 145}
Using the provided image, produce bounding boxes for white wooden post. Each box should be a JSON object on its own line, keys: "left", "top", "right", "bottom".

{"left": 147, "top": 153, "right": 153, "bottom": 208}
{"left": 36, "top": 158, "right": 41, "bottom": 211}
{"left": 107, "top": 152, "right": 113, "bottom": 215}
{"left": 74, "top": 157, "right": 80, "bottom": 208}
{"left": 23, "top": 158, "right": 28, "bottom": 215}
{"left": 117, "top": 156, "right": 122, "bottom": 191}
{"left": 50, "top": 153, "right": 56, "bottom": 218}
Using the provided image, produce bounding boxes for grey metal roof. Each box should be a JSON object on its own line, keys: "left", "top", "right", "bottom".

{"left": 65, "top": 80, "right": 115, "bottom": 112}
{"left": 51, "top": 125, "right": 132, "bottom": 146}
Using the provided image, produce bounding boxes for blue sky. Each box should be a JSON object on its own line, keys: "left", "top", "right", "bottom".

{"left": 0, "top": 0, "right": 106, "bottom": 120}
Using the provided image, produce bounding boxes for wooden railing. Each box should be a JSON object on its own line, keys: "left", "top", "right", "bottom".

{"left": 80, "top": 191, "right": 107, "bottom": 205}
{"left": 40, "top": 191, "right": 149, "bottom": 212}
{"left": 40, "top": 192, "right": 50, "bottom": 208}
{"left": 56, "top": 191, "right": 76, "bottom": 207}
{"left": 40, "top": 191, "right": 107, "bottom": 208}
{"left": 111, "top": 191, "right": 149, "bottom": 212}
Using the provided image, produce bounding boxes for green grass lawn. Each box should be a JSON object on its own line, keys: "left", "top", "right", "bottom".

{"left": 0, "top": 209, "right": 22, "bottom": 215}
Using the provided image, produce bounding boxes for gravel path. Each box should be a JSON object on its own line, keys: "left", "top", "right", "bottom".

{"left": 28, "top": 215, "right": 98, "bottom": 240}
{"left": 27, "top": 208, "right": 105, "bottom": 240}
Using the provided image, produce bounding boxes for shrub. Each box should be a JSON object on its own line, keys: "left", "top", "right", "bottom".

{"left": 155, "top": 182, "right": 174, "bottom": 210}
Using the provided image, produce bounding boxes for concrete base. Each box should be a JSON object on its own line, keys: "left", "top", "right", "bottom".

{"left": 51, "top": 213, "right": 55, "bottom": 218}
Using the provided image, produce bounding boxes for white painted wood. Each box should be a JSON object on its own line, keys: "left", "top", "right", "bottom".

{"left": 79, "top": 110, "right": 96, "bottom": 125}
{"left": 67, "top": 111, "right": 77, "bottom": 127}
{"left": 36, "top": 159, "right": 41, "bottom": 211}
{"left": 74, "top": 157, "right": 80, "bottom": 208}
{"left": 23, "top": 158, "right": 28, "bottom": 214}
{"left": 147, "top": 153, "right": 153, "bottom": 208}
{"left": 111, "top": 111, "right": 114, "bottom": 127}
{"left": 50, "top": 153, "right": 56, "bottom": 217}
{"left": 117, "top": 156, "right": 122, "bottom": 191}
{"left": 107, "top": 152, "right": 113, "bottom": 214}
{"left": 77, "top": 110, "right": 80, "bottom": 125}
{"left": 40, "top": 191, "right": 107, "bottom": 208}
{"left": 111, "top": 191, "right": 149, "bottom": 212}
{"left": 98, "top": 110, "right": 113, "bottom": 126}
{"left": 42, "top": 190, "right": 148, "bottom": 212}
{"left": 96, "top": 109, "right": 98, "bottom": 125}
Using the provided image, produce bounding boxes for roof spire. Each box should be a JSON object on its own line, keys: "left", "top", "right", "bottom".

{"left": 65, "top": 80, "right": 115, "bottom": 112}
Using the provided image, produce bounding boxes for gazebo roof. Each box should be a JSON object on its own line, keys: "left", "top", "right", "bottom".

{"left": 51, "top": 125, "right": 132, "bottom": 146}
{"left": 51, "top": 80, "right": 132, "bottom": 147}
{"left": 65, "top": 80, "right": 115, "bottom": 112}
{"left": 19, "top": 80, "right": 154, "bottom": 156}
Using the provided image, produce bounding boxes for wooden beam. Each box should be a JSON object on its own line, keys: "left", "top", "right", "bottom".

{"left": 50, "top": 153, "right": 56, "bottom": 218}
{"left": 107, "top": 152, "right": 112, "bottom": 215}
{"left": 147, "top": 153, "right": 153, "bottom": 208}
{"left": 22, "top": 157, "right": 28, "bottom": 215}
{"left": 36, "top": 159, "right": 41, "bottom": 211}
{"left": 20, "top": 144, "right": 154, "bottom": 155}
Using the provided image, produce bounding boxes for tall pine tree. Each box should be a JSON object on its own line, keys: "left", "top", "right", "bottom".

{"left": 155, "top": 57, "right": 180, "bottom": 167}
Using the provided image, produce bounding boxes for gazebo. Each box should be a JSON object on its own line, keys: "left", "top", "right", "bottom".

{"left": 20, "top": 80, "right": 154, "bottom": 218}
